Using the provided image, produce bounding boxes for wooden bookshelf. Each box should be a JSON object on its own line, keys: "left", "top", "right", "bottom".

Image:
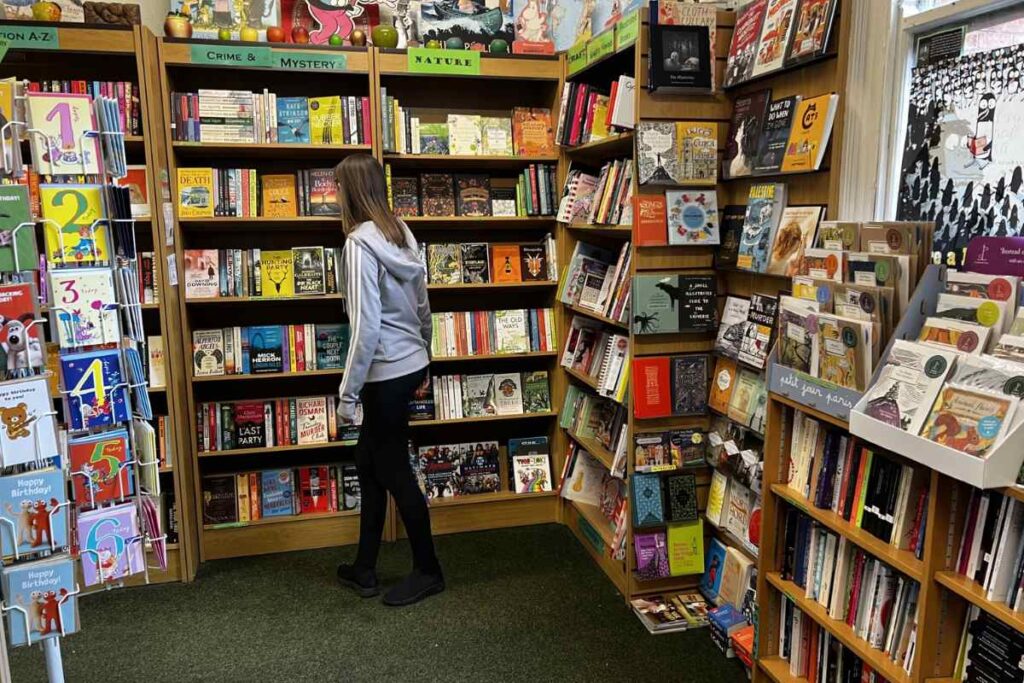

{"left": 403, "top": 216, "right": 553, "bottom": 227}
{"left": 566, "top": 430, "right": 617, "bottom": 472}
{"left": 934, "top": 571, "right": 1024, "bottom": 636}
{"left": 184, "top": 294, "right": 345, "bottom": 306}
{"left": 197, "top": 441, "right": 346, "bottom": 459}
{"left": 430, "top": 351, "right": 558, "bottom": 364}
{"left": 408, "top": 411, "right": 556, "bottom": 428}
{"left": 192, "top": 369, "right": 344, "bottom": 383}
{"left": 381, "top": 153, "right": 559, "bottom": 169}
{"left": 564, "top": 303, "right": 629, "bottom": 330}
{"left": 172, "top": 141, "right": 371, "bottom": 159}
{"left": 426, "top": 281, "right": 556, "bottom": 292}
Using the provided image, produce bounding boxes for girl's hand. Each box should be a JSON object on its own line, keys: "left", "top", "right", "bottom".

{"left": 337, "top": 401, "right": 355, "bottom": 426}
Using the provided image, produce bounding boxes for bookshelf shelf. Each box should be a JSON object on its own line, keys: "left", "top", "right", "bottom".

{"left": 564, "top": 303, "right": 629, "bottom": 330}
{"left": 172, "top": 141, "right": 371, "bottom": 159}
{"left": 382, "top": 153, "right": 559, "bottom": 169}
{"left": 766, "top": 573, "right": 913, "bottom": 683}
{"left": 564, "top": 365, "right": 612, "bottom": 399}
{"left": 201, "top": 509, "right": 361, "bottom": 560}
{"left": 185, "top": 294, "right": 344, "bottom": 306}
{"left": 562, "top": 132, "right": 635, "bottom": 162}
{"left": 203, "top": 508, "right": 359, "bottom": 531}
{"left": 758, "top": 656, "right": 805, "bottom": 683}
{"left": 409, "top": 411, "right": 557, "bottom": 428}
{"left": 429, "top": 351, "right": 558, "bottom": 364}
{"left": 566, "top": 224, "right": 633, "bottom": 238}
{"left": 720, "top": 51, "right": 840, "bottom": 92}
{"left": 427, "top": 281, "right": 556, "bottom": 292}
{"left": 192, "top": 368, "right": 344, "bottom": 383}
{"left": 177, "top": 216, "right": 339, "bottom": 229}
{"left": 566, "top": 429, "right": 617, "bottom": 472}
{"left": 567, "top": 501, "right": 628, "bottom": 595}
{"left": 707, "top": 519, "right": 758, "bottom": 563}
{"left": 771, "top": 391, "right": 849, "bottom": 430}
{"left": 572, "top": 500, "right": 618, "bottom": 548}
{"left": 376, "top": 50, "right": 562, "bottom": 81}
{"left": 403, "top": 216, "right": 555, "bottom": 228}
{"left": 770, "top": 483, "right": 925, "bottom": 580}
{"left": 197, "top": 441, "right": 348, "bottom": 459}
{"left": 427, "top": 490, "right": 557, "bottom": 509}
{"left": 934, "top": 571, "right": 1024, "bottom": 636}
{"left": 160, "top": 40, "right": 372, "bottom": 73}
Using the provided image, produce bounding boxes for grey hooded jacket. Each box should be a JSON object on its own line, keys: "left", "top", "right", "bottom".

{"left": 337, "top": 220, "right": 430, "bottom": 422}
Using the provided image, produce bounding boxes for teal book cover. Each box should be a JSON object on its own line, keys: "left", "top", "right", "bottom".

{"left": 261, "top": 469, "right": 294, "bottom": 518}
{"left": 314, "top": 324, "right": 349, "bottom": 370}
{"left": 276, "top": 96, "right": 310, "bottom": 144}
{"left": 632, "top": 472, "right": 665, "bottom": 527}
{"left": 632, "top": 274, "right": 680, "bottom": 335}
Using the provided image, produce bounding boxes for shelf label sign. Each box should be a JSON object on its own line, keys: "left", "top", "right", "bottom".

{"left": 407, "top": 47, "right": 480, "bottom": 75}
{"left": 191, "top": 44, "right": 272, "bottom": 67}
{"left": 567, "top": 40, "right": 588, "bottom": 76}
{"left": 271, "top": 51, "right": 347, "bottom": 72}
{"left": 616, "top": 11, "right": 639, "bottom": 51}
{"left": 0, "top": 26, "right": 58, "bottom": 51}
{"left": 588, "top": 30, "right": 615, "bottom": 64}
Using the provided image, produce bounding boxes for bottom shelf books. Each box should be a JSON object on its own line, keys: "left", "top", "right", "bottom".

{"left": 3, "top": 554, "right": 78, "bottom": 647}
{"left": 778, "top": 605, "right": 894, "bottom": 682}
{"left": 630, "top": 591, "right": 711, "bottom": 634}
{"left": 953, "top": 606, "right": 1024, "bottom": 683}
{"left": 410, "top": 436, "right": 552, "bottom": 500}
{"left": 780, "top": 507, "right": 920, "bottom": 673}
{"left": 202, "top": 465, "right": 360, "bottom": 526}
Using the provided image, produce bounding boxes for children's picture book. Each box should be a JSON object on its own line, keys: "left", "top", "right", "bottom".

{"left": 0, "top": 185, "right": 37, "bottom": 273}
{"left": 47, "top": 267, "right": 119, "bottom": 349}
{"left": 0, "top": 376, "right": 59, "bottom": 467}
{"left": 27, "top": 93, "right": 100, "bottom": 175}
{"left": 765, "top": 205, "right": 824, "bottom": 276}
{"left": 293, "top": 246, "right": 326, "bottom": 295}
{"left": 260, "top": 250, "right": 295, "bottom": 297}
{"left": 68, "top": 429, "right": 132, "bottom": 507}
{"left": 920, "top": 385, "right": 1017, "bottom": 458}
{"left": 0, "top": 282, "right": 43, "bottom": 375}
{"left": 666, "top": 190, "right": 720, "bottom": 245}
{"left": 2, "top": 554, "right": 77, "bottom": 647}
{"left": 509, "top": 436, "right": 552, "bottom": 493}
{"left": 40, "top": 184, "right": 109, "bottom": 266}
{"left": 59, "top": 349, "right": 131, "bottom": 431}
{"left": 76, "top": 502, "right": 144, "bottom": 586}
{"left": 736, "top": 183, "right": 786, "bottom": 273}
{"left": 0, "top": 469, "right": 67, "bottom": 557}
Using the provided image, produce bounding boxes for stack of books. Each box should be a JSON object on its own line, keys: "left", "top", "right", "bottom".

{"left": 421, "top": 370, "right": 551, "bottom": 421}
{"left": 423, "top": 239, "right": 557, "bottom": 284}
{"left": 387, "top": 167, "right": 558, "bottom": 218}
{"left": 556, "top": 158, "right": 633, "bottom": 226}
{"left": 559, "top": 241, "right": 632, "bottom": 324}
{"left": 196, "top": 395, "right": 352, "bottom": 452}
{"left": 561, "top": 315, "right": 630, "bottom": 402}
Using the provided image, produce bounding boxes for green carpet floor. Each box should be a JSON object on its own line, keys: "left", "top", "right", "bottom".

{"left": 9, "top": 524, "right": 748, "bottom": 682}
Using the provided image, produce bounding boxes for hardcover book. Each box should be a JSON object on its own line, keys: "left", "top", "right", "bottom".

{"left": 491, "top": 244, "right": 523, "bottom": 283}
{"left": 293, "top": 246, "right": 326, "bottom": 295}
{"left": 667, "top": 520, "right": 705, "bottom": 576}
{"left": 666, "top": 190, "right": 720, "bottom": 245}
{"left": 715, "top": 296, "right": 751, "bottom": 360}
{"left": 751, "top": 0, "right": 799, "bottom": 77}
{"left": 709, "top": 357, "right": 738, "bottom": 415}
{"left": 462, "top": 374, "right": 496, "bottom": 417}
{"left": 633, "top": 274, "right": 681, "bottom": 335}
{"left": 701, "top": 537, "right": 729, "bottom": 599}
{"left": 0, "top": 469, "right": 67, "bottom": 556}
{"left": 2, "top": 554, "right": 77, "bottom": 646}
{"left": 234, "top": 402, "right": 268, "bottom": 449}
{"left": 298, "top": 466, "right": 331, "bottom": 513}
{"left": 261, "top": 174, "right": 297, "bottom": 218}
{"left": 420, "top": 173, "right": 456, "bottom": 217}
{"left": 276, "top": 96, "right": 310, "bottom": 143}
{"left": 40, "top": 184, "right": 110, "bottom": 265}
{"left": 723, "top": 0, "right": 768, "bottom": 87}
{"left": 202, "top": 475, "right": 237, "bottom": 525}
{"left": 511, "top": 107, "right": 555, "bottom": 156}
{"left": 724, "top": 89, "right": 771, "bottom": 179}
{"left": 68, "top": 430, "right": 132, "bottom": 507}
{"left": 455, "top": 174, "right": 491, "bottom": 217}
{"left": 737, "top": 293, "right": 779, "bottom": 370}
{"left": 510, "top": 436, "right": 552, "bottom": 493}
{"left": 736, "top": 183, "right": 786, "bottom": 273}
{"left": 296, "top": 397, "right": 329, "bottom": 445}
{"left": 418, "top": 445, "right": 460, "bottom": 499}
{"left": 428, "top": 244, "right": 462, "bottom": 285}
{"left": 717, "top": 206, "right": 747, "bottom": 269}
{"left": 665, "top": 473, "right": 699, "bottom": 522}
{"left": 492, "top": 373, "right": 524, "bottom": 415}
{"left": 315, "top": 324, "right": 349, "bottom": 369}
{"left": 632, "top": 472, "right": 665, "bottom": 527}
{"left": 481, "top": 117, "right": 514, "bottom": 156}
{"left": 306, "top": 168, "right": 341, "bottom": 215}
{"left": 59, "top": 350, "right": 130, "bottom": 431}
{"left": 785, "top": 0, "right": 837, "bottom": 66}
{"left": 671, "top": 355, "right": 709, "bottom": 416}
{"left": 754, "top": 95, "right": 801, "bottom": 174}
{"left": 766, "top": 205, "right": 824, "bottom": 276}
{"left": 677, "top": 122, "right": 718, "bottom": 185}
{"left": 637, "top": 121, "right": 679, "bottom": 185}
{"left": 634, "top": 356, "right": 672, "bottom": 419}
{"left": 192, "top": 329, "right": 225, "bottom": 377}
{"left": 448, "top": 114, "right": 483, "bottom": 155}
{"left": 76, "top": 502, "right": 144, "bottom": 585}
{"left": 248, "top": 325, "right": 285, "bottom": 374}
{"left": 183, "top": 249, "right": 220, "bottom": 299}
{"left": 635, "top": 432, "right": 675, "bottom": 472}
{"left": 520, "top": 245, "right": 547, "bottom": 281}
{"left": 648, "top": 23, "right": 712, "bottom": 93}
{"left": 0, "top": 186, "right": 36, "bottom": 273}
{"left": 176, "top": 168, "right": 215, "bottom": 219}
{"left": 634, "top": 195, "right": 668, "bottom": 246}
{"left": 260, "top": 250, "right": 295, "bottom": 297}
{"left": 460, "top": 441, "right": 500, "bottom": 494}
{"left": 391, "top": 177, "right": 421, "bottom": 217}
{"left": 635, "top": 531, "right": 671, "bottom": 579}
{"left": 781, "top": 93, "right": 839, "bottom": 173}
{"left": 418, "top": 122, "right": 450, "bottom": 155}
{"left": 522, "top": 370, "right": 551, "bottom": 413}
{"left": 494, "top": 309, "right": 529, "bottom": 354}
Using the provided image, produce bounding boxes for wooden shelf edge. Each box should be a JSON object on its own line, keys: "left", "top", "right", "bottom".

{"left": 770, "top": 392, "right": 850, "bottom": 430}
{"left": 565, "top": 428, "right": 617, "bottom": 472}
{"left": 198, "top": 441, "right": 349, "bottom": 458}
{"left": 427, "top": 280, "right": 556, "bottom": 291}
{"left": 563, "top": 302, "right": 629, "bottom": 330}
{"left": 427, "top": 490, "right": 557, "bottom": 508}
{"left": 410, "top": 411, "right": 556, "bottom": 427}
{"left": 193, "top": 369, "right": 344, "bottom": 383}
{"left": 186, "top": 294, "right": 344, "bottom": 305}
{"left": 770, "top": 484, "right": 925, "bottom": 581}
{"left": 758, "top": 656, "right": 806, "bottom": 683}
{"left": 430, "top": 351, "right": 557, "bottom": 363}
{"left": 203, "top": 508, "right": 359, "bottom": 531}
{"left": 935, "top": 570, "right": 1024, "bottom": 636}
{"left": 571, "top": 500, "right": 618, "bottom": 548}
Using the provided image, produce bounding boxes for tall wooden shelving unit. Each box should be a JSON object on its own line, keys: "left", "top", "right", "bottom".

{"left": 0, "top": 22, "right": 195, "bottom": 583}
{"left": 376, "top": 49, "right": 565, "bottom": 541}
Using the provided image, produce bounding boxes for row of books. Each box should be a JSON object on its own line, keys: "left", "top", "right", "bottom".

{"left": 183, "top": 247, "right": 341, "bottom": 300}
{"left": 388, "top": 166, "right": 558, "bottom": 218}
{"left": 630, "top": 591, "right": 711, "bottom": 635}
{"left": 635, "top": 426, "right": 707, "bottom": 473}
{"left": 706, "top": 471, "right": 761, "bottom": 559}
{"left": 553, "top": 75, "right": 636, "bottom": 148}
{"left": 559, "top": 384, "right": 628, "bottom": 476}
{"left": 556, "top": 158, "right": 633, "bottom": 226}
{"left": 636, "top": 121, "right": 718, "bottom": 187}
{"left": 708, "top": 356, "right": 768, "bottom": 435}
{"left": 700, "top": 537, "right": 756, "bottom": 614}
{"left": 781, "top": 508, "right": 919, "bottom": 673}
{"left": 634, "top": 354, "right": 711, "bottom": 420}
{"left": 631, "top": 518, "right": 708, "bottom": 581}
{"left": 379, "top": 98, "right": 556, "bottom": 158}
{"left": 953, "top": 488, "right": 1024, "bottom": 610}
{"left": 779, "top": 603, "right": 889, "bottom": 683}
{"left": 787, "top": 411, "right": 930, "bottom": 557}
{"left": 559, "top": 445, "right": 628, "bottom": 560}
{"left": 724, "top": 0, "right": 839, "bottom": 88}
{"left": 634, "top": 273, "right": 718, "bottom": 336}
{"left": 27, "top": 78, "right": 142, "bottom": 136}
{"left": 429, "top": 309, "right": 556, "bottom": 359}
{"left": 561, "top": 316, "right": 630, "bottom": 403}
{"left": 419, "top": 370, "right": 551, "bottom": 422}
{"left": 175, "top": 167, "right": 340, "bottom": 219}
{"left": 170, "top": 91, "right": 371, "bottom": 145}
{"left": 559, "top": 241, "right": 632, "bottom": 324}
{"left": 714, "top": 294, "right": 778, "bottom": 371}
{"left": 202, "top": 465, "right": 361, "bottom": 527}
{"left": 195, "top": 395, "right": 355, "bottom": 453}
{"left": 725, "top": 91, "right": 839, "bottom": 177}
{"left": 191, "top": 323, "right": 349, "bottom": 377}
{"left": 413, "top": 436, "right": 553, "bottom": 499}
{"left": 422, "top": 239, "right": 556, "bottom": 285}
{"left": 953, "top": 606, "right": 1024, "bottom": 683}
{"left": 707, "top": 414, "right": 764, "bottom": 494}
{"left": 633, "top": 470, "right": 699, "bottom": 527}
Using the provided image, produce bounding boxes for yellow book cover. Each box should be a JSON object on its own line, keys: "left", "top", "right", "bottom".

{"left": 308, "top": 96, "right": 343, "bottom": 145}
{"left": 675, "top": 122, "right": 718, "bottom": 185}
{"left": 261, "top": 174, "right": 297, "bottom": 218}
{"left": 590, "top": 96, "right": 611, "bottom": 141}
{"left": 667, "top": 519, "right": 705, "bottom": 576}
{"left": 40, "top": 184, "right": 110, "bottom": 265}
{"left": 176, "top": 167, "right": 214, "bottom": 219}
{"left": 781, "top": 94, "right": 836, "bottom": 173}
{"left": 706, "top": 470, "right": 728, "bottom": 525}
{"left": 260, "top": 250, "right": 294, "bottom": 297}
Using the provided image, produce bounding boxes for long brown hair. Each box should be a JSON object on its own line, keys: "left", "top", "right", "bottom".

{"left": 334, "top": 154, "right": 408, "bottom": 248}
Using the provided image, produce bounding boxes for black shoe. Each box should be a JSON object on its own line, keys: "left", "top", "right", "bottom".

{"left": 382, "top": 569, "right": 445, "bottom": 606}
{"left": 337, "top": 563, "right": 379, "bottom": 597}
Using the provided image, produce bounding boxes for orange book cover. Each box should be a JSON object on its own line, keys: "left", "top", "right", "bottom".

{"left": 708, "top": 356, "right": 737, "bottom": 414}
{"left": 511, "top": 107, "right": 555, "bottom": 157}
{"left": 634, "top": 194, "right": 668, "bottom": 246}
{"left": 261, "top": 174, "right": 298, "bottom": 218}
{"left": 491, "top": 244, "right": 523, "bottom": 282}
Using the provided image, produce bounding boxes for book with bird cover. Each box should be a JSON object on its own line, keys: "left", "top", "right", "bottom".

{"left": 259, "top": 250, "right": 295, "bottom": 298}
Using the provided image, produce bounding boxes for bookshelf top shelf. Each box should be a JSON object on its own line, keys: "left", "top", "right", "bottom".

{"left": 382, "top": 153, "right": 558, "bottom": 169}
{"left": 0, "top": 21, "right": 136, "bottom": 54}
{"left": 376, "top": 50, "right": 561, "bottom": 81}
{"left": 409, "top": 411, "right": 557, "bottom": 428}
{"left": 161, "top": 39, "right": 371, "bottom": 74}
{"left": 403, "top": 216, "right": 556, "bottom": 229}
{"left": 172, "top": 142, "right": 372, "bottom": 160}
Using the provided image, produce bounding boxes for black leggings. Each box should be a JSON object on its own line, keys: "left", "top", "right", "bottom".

{"left": 353, "top": 366, "right": 440, "bottom": 574}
